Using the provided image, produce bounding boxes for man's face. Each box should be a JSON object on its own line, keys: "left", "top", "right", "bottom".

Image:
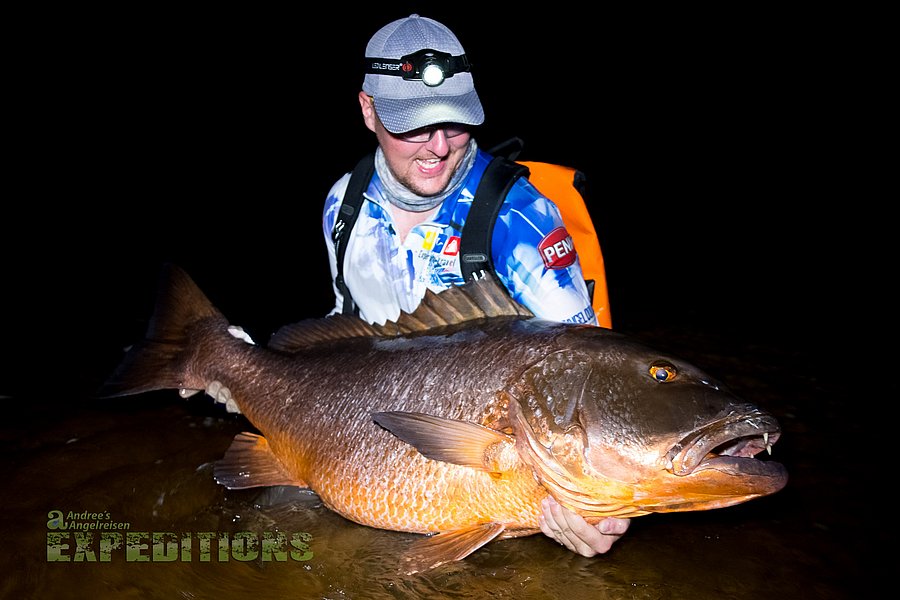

{"left": 361, "top": 94, "right": 472, "bottom": 199}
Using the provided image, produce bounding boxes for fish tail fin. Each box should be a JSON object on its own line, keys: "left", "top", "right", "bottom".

{"left": 98, "top": 264, "right": 226, "bottom": 398}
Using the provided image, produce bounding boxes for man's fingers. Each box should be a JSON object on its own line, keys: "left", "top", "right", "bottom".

{"left": 599, "top": 517, "right": 631, "bottom": 536}
{"left": 541, "top": 497, "right": 631, "bottom": 557}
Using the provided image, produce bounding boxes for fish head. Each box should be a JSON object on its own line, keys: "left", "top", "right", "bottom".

{"left": 508, "top": 326, "right": 788, "bottom": 518}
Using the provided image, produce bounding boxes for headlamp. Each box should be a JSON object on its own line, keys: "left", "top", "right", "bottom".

{"left": 365, "top": 48, "right": 471, "bottom": 87}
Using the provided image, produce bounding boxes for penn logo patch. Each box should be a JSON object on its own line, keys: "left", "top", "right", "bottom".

{"left": 539, "top": 227, "right": 577, "bottom": 269}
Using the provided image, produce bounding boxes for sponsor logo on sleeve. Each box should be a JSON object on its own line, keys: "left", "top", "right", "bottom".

{"left": 564, "top": 304, "right": 596, "bottom": 325}
{"left": 538, "top": 227, "right": 577, "bottom": 269}
{"left": 441, "top": 236, "right": 460, "bottom": 256}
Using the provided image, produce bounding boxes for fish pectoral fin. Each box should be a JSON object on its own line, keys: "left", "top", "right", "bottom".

{"left": 403, "top": 523, "right": 505, "bottom": 574}
{"left": 214, "top": 432, "right": 308, "bottom": 490}
{"left": 372, "top": 411, "right": 516, "bottom": 472}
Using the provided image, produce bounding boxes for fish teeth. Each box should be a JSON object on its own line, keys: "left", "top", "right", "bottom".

{"left": 205, "top": 380, "right": 243, "bottom": 414}
{"left": 763, "top": 432, "right": 768, "bottom": 445}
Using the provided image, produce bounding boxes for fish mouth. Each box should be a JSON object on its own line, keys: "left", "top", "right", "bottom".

{"left": 665, "top": 409, "right": 783, "bottom": 477}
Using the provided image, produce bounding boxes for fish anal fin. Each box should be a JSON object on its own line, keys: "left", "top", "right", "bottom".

{"left": 214, "top": 432, "right": 307, "bottom": 489}
{"left": 372, "top": 411, "right": 517, "bottom": 473}
{"left": 403, "top": 523, "right": 505, "bottom": 574}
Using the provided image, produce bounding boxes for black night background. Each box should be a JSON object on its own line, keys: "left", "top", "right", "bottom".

{"left": 6, "top": 8, "right": 873, "bottom": 393}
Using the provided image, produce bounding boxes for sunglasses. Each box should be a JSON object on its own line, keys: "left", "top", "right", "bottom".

{"left": 392, "top": 124, "right": 469, "bottom": 144}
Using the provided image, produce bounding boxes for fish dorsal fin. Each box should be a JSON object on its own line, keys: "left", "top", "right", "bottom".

{"left": 268, "top": 273, "right": 533, "bottom": 352}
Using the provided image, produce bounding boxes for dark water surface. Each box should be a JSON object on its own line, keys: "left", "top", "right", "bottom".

{"left": 0, "top": 316, "right": 878, "bottom": 600}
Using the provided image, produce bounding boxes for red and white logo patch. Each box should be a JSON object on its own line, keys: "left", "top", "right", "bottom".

{"left": 442, "top": 236, "right": 461, "bottom": 256}
{"left": 539, "top": 227, "right": 577, "bottom": 269}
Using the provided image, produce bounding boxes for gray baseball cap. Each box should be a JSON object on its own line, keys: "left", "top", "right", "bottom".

{"left": 362, "top": 14, "right": 485, "bottom": 134}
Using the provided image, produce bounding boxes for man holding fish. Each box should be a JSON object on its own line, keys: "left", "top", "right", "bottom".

{"left": 321, "top": 13, "right": 630, "bottom": 557}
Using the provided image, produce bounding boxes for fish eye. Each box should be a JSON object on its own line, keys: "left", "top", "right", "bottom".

{"left": 649, "top": 362, "right": 677, "bottom": 382}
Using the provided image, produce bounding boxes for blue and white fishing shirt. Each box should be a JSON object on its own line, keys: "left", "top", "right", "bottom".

{"left": 322, "top": 148, "right": 597, "bottom": 327}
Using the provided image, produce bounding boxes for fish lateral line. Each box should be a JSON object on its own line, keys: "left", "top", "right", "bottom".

{"left": 372, "top": 411, "right": 518, "bottom": 475}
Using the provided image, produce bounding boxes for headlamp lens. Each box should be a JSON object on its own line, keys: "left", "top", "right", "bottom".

{"left": 421, "top": 63, "right": 445, "bottom": 87}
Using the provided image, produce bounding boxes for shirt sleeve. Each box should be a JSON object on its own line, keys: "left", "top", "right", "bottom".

{"left": 489, "top": 177, "right": 598, "bottom": 326}
{"left": 322, "top": 173, "right": 351, "bottom": 317}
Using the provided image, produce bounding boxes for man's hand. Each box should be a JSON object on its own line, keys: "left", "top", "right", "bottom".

{"left": 538, "top": 497, "right": 630, "bottom": 557}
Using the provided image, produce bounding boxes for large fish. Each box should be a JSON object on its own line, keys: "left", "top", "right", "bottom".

{"left": 100, "top": 264, "right": 787, "bottom": 572}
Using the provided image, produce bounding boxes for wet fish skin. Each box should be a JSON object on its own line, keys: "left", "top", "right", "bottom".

{"left": 99, "top": 264, "right": 787, "bottom": 572}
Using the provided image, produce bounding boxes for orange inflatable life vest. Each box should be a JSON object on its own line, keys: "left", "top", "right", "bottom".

{"left": 518, "top": 161, "right": 612, "bottom": 328}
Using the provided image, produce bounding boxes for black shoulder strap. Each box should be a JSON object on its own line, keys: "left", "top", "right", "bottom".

{"left": 333, "top": 151, "right": 376, "bottom": 315}
{"left": 459, "top": 156, "right": 530, "bottom": 282}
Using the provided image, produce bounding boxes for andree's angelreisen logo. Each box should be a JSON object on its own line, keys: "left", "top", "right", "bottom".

{"left": 46, "top": 509, "right": 313, "bottom": 563}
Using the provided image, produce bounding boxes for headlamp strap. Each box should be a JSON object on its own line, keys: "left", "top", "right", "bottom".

{"left": 364, "top": 48, "right": 471, "bottom": 83}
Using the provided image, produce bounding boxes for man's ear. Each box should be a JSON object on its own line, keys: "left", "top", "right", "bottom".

{"left": 359, "top": 92, "right": 377, "bottom": 133}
